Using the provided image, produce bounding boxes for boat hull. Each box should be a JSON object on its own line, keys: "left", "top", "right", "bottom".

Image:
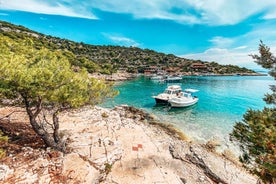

{"left": 169, "top": 98, "right": 198, "bottom": 107}
{"left": 154, "top": 97, "right": 169, "bottom": 104}
{"left": 151, "top": 85, "right": 182, "bottom": 105}
{"left": 164, "top": 76, "right": 182, "bottom": 83}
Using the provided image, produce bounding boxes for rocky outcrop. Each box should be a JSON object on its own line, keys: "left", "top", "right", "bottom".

{"left": 0, "top": 106, "right": 257, "bottom": 183}
{"left": 90, "top": 72, "right": 138, "bottom": 81}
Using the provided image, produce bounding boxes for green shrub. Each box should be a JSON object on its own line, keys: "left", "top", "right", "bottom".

{"left": 0, "top": 131, "right": 8, "bottom": 159}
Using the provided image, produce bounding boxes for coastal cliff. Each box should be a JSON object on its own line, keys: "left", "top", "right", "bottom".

{"left": 0, "top": 106, "right": 257, "bottom": 184}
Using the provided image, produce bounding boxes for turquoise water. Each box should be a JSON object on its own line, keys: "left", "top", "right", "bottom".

{"left": 102, "top": 75, "right": 274, "bottom": 145}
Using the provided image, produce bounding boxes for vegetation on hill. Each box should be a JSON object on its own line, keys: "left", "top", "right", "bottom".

{"left": 230, "top": 41, "right": 276, "bottom": 184}
{"left": 0, "top": 20, "right": 257, "bottom": 75}
{"left": 0, "top": 34, "right": 117, "bottom": 152}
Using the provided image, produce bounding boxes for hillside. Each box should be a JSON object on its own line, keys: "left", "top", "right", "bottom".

{"left": 0, "top": 20, "right": 257, "bottom": 75}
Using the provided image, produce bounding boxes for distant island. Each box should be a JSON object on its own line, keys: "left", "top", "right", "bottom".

{"left": 0, "top": 20, "right": 263, "bottom": 78}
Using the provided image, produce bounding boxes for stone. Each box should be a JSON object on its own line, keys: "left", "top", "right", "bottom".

{"left": 0, "top": 164, "right": 13, "bottom": 181}
{"left": 0, "top": 106, "right": 258, "bottom": 184}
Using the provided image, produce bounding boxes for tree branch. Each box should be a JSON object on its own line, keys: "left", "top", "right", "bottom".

{"left": 0, "top": 110, "right": 25, "bottom": 120}
{"left": 52, "top": 106, "right": 70, "bottom": 143}
{"left": 33, "top": 96, "right": 42, "bottom": 117}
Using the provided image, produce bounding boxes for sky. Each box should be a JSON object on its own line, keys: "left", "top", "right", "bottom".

{"left": 1, "top": 0, "right": 276, "bottom": 70}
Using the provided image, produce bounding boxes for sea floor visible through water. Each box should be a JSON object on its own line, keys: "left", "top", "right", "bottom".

{"left": 102, "top": 75, "right": 273, "bottom": 150}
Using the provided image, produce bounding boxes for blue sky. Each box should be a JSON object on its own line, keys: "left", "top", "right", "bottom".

{"left": 1, "top": 0, "right": 276, "bottom": 69}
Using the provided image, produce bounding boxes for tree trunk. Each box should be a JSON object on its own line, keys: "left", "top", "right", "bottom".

{"left": 53, "top": 110, "right": 60, "bottom": 143}
{"left": 29, "top": 116, "right": 65, "bottom": 152}
{"left": 22, "top": 93, "right": 66, "bottom": 152}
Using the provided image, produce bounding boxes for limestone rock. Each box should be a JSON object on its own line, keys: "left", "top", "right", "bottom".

{"left": 0, "top": 106, "right": 258, "bottom": 184}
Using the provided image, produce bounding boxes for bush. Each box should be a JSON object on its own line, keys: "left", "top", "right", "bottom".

{"left": 0, "top": 130, "right": 8, "bottom": 159}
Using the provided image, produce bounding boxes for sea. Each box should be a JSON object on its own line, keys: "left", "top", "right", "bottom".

{"left": 101, "top": 74, "right": 274, "bottom": 150}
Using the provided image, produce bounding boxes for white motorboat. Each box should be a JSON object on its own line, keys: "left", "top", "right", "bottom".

{"left": 150, "top": 75, "right": 164, "bottom": 80}
{"left": 168, "top": 89, "right": 199, "bottom": 107}
{"left": 152, "top": 85, "right": 182, "bottom": 104}
{"left": 164, "top": 75, "right": 182, "bottom": 82}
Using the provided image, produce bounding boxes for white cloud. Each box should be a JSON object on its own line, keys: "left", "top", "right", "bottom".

{"left": 232, "top": 21, "right": 276, "bottom": 50}
{"left": 103, "top": 34, "right": 140, "bottom": 47}
{"left": 87, "top": 0, "right": 201, "bottom": 24}
{"left": 209, "top": 36, "right": 234, "bottom": 48}
{"left": 184, "top": 18, "right": 276, "bottom": 69}
{"left": 1, "top": 0, "right": 276, "bottom": 25}
{"left": 263, "top": 11, "right": 276, "bottom": 19}
{"left": 262, "top": 3, "right": 276, "bottom": 19}
{"left": 233, "top": 46, "right": 248, "bottom": 50}
{"left": 180, "top": 47, "right": 262, "bottom": 69}
{"left": 0, "top": 0, "right": 97, "bottom": 19}
{"left": 188, "top": 0, "right": 276, "bottom": 25}
{"left": 88, "top": 0, "right": 276, "bottom": 25}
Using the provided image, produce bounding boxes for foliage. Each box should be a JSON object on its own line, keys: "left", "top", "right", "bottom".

{"left": 126, "top": 67, "right": 136, "bottom": 73}
{"left": 0, "top": 130, "right": 8, "bottom": 159}
{"left": 231, "top": 109, "right": 276, "bottom": 182}
{"left": 250, "top": 41, "right": 276, "bottom": 105}
{"left": 101, "top": 112, "right": 109, "bottom": 118}
{"left": 104, "top": 163, "right": 112, "bottom": 174}
{"left": 100, "top": 64, "right": 117, "bottom": 75}
{"left": 0, "top": 34, "right": 118, "bottom": 152}
{"left": 0, "top": 20, "right": 256, "bottom": 75}
{"left": 230, "top": 41, "right": 276, "bottom": 183}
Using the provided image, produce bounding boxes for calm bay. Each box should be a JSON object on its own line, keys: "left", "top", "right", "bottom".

{"left": 102, "top": 75, "right": 274, "bottom": 147}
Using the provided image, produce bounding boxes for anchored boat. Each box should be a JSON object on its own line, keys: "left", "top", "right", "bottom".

{"left": 168, "top": 89, "right": 199, "bottom": 107}
{"left": 152, "top": 85, "right": 182, "bottom": 104}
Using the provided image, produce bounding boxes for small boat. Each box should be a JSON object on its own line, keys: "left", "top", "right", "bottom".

{"left": 164, "top": 75, "right": 182, "bottom": 82}
{"left": 152, "top": 85, "right": 182, "bottom": 104}
{"left": 150, "top": 75, "right": 164, "bottom": 80}
{"left": 168, "top": 89, "right": 199, "bottom": 107}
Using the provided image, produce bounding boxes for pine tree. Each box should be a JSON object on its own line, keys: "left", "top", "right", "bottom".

{"left": 230, "top": 41, "right": 276, "bottom": 183}
{"left": 0, "top": 34, "right": 117, "bottom": 152}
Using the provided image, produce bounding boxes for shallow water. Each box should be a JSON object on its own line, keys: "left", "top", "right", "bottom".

{"left": 102, "top": 75, "right": 273, "bottom": 145}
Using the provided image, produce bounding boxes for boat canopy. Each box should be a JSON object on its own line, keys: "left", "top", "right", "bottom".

{"left": 184, "top": 89, "right": 199, "bottom": 93}
{"left": 167, "top": 85, "right": 181, "bottom": 90}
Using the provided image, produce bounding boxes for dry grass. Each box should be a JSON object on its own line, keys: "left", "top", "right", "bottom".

{"left": 101, "top": 112, "right": 109, "bottom": 118}
{"left": 222, "top": 149, "right": 240, "bottom": 165}
{"left": 149, "top": 120, "right": 190, "bottom": 142}
{"left": 204, "top": 139, "right": 221, "bottom": 152}
{"left": 0, "top": 131, "right": 8, "bottom": 159}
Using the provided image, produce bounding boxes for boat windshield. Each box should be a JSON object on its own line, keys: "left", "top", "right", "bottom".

{"left": 183, "top": 92, "right": 192, "bottom": 98}
{"left": 164, "top": 89, "right": 181, "bottom": 94}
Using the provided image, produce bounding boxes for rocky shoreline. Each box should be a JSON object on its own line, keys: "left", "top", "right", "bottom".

{"left": 90, "top": 71, "right": 267, "bottom": 82}
{"left": 0, "top": 105, "right": 257, "bottom": 183}
{"left": 90, "top": 72, "right": 139, "bottom": 81}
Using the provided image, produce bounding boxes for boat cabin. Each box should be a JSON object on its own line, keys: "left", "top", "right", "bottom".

{"left": 182, "top": 89, "right": 199, "bottom": 98}
{"left": 164, "top": 85, "right": 182, "bottom": 95}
